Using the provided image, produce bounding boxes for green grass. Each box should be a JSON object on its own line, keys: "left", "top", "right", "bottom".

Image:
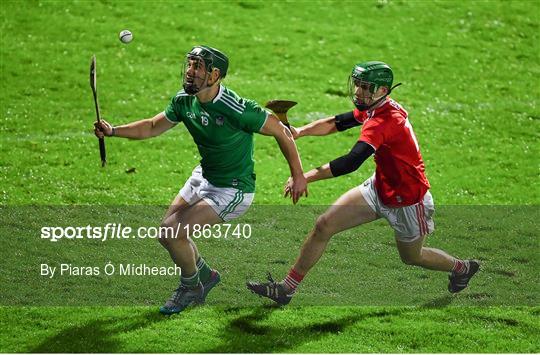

{"left": 1, "top": 306, "right": 538, "bottom": 353}
{"left": 1, "top": 0, "right": 539, "bottom": 353}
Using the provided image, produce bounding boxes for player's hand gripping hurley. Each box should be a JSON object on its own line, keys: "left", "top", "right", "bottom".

{"left": 90, "top": 55, "right": 107, "bottom": 167}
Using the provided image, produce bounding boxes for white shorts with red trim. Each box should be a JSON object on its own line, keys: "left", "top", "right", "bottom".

{"left": 359, "top": 175, "right": 435, "bottom": 242}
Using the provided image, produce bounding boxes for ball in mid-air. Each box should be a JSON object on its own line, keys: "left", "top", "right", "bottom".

{"left": 119, "top": 30, "right": 133, "bottom": 44}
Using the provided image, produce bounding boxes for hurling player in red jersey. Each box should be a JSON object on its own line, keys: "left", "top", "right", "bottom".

{"left": 248, "top": 61, "right": 480, "bottom": 305}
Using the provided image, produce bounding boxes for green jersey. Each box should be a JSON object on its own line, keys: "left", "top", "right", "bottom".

{"left": 164, "top": 85, "right": 268, "bottom": 193}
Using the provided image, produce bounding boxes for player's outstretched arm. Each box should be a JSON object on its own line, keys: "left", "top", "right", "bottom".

{"left": 294, "top": 111, "right": 361, "bottom": 139}
{"left": 303, "top": 141, "right": 375, "bottom": 184}
{"left": 259, "top": 114, "right": 308, "bottom": 204}
{"left": 94, "top": 112, "right": 175, "bottom": 140}
{"left": 294, "top": 116, "right": 337, "bottom": 139}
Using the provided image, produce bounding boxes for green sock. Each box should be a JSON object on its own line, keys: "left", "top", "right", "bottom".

{"left": 181, "top": 270, "right": 200, "bottom": 288}
{"left": 197, "top": 257, "right": 212, "bottom": 283}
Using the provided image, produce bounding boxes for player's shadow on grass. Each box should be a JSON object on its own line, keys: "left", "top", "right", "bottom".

{"left": 205, "top": 305, "right": 402, "bottom": 353}
{"left": 30, "top": 309, "right": 165, "bottom": 353}
{"left": 421, "top": 295, "right": 454, "bottom": 309}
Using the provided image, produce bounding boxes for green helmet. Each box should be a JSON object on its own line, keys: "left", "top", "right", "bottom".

{"left": 351, "top": 61, "right": 393, "bottom": 91}
{"left": 182, "top": 45, "right": 229, "bottom": 95}
{"left": 187, "top": 45, "right": 229, "bottom": 78}
{"left": 348, "top": 61, "right": 397, "bottom": 111}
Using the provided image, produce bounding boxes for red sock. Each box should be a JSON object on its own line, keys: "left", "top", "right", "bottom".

{"left": 283, "top": 268, "right": 304, "bottom": 292}
{"left": 452, "top": 259, "right": 468, "bottom": 274}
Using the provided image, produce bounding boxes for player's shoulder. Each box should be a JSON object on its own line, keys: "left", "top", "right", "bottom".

{"left": 174, "top": 89, "right": 189, "bottom": 99}
{"left": 214, "top": 85, "right": 248, "bottom": 115}
{"left": 371, "top": 98, "right": 407, "bottom": 124}
{"left": 172, "top": 89, "right": 191, "bottom": 103}
{"left": 386, "top": 98, "right": 408, "bottom": 118}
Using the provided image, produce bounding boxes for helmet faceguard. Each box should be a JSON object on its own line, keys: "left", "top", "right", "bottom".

{"left": 348, "top": 76, "right": 385, "bottom": 111}
{"left": 182, "top": 55, "right": 212, "bottom": 95}
{"left": 347, "top": 61, "right": 400, "bottom": 111}
{"left": 181, "top": 46, "right": 229, "bottom": 95}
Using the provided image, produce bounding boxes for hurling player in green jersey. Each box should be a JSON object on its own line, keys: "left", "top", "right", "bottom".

{"left": 94, "top": 45, "right": 307, "bottom": 314}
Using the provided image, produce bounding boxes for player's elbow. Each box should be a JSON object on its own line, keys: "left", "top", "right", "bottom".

{"left": 277, "top": 123, "right": 293, "bottom": 140}
{"left": 147, "top": 119, "right": 161, "bottom": 138}
{"left": 274, "top": 126, "right": 294, "bottom": 146}
{"left": 141, "top": 118, "right": 164, "bottom": 139}
{"left": 328, "top": 124, "right": 339, "bottom": 135}
{"left": 329, "top": 157, "right": 361, "bottom": 177}
{"left": 329, "top": 142, "right": 373, "bottom": 177}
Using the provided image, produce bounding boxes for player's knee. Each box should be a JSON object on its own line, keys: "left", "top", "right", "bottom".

{"left": 313, "top": 214, "right": 334, "bottom": 240}
{"left": 158, "top": 222, "right": 186, "bottom": 247}
{"left": 157, "top": 226, "right": 170, "bottom": 248}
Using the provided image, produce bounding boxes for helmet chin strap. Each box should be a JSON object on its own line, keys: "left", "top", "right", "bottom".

{"left": 354, "top": 83, "right": 402, "bottom": 112}
{"left": 183, "top": 83, "right": 199, "bottom": 95}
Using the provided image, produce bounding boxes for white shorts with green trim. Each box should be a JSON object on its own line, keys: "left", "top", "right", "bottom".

{"left": 359, "top": 175, "right": 435, "bottom": 242}
{"left": 179, "top": 166, "right": 254, "bottom": 222}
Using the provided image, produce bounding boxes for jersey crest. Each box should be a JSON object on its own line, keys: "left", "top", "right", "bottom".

{"left": 215, "top": 115, "right": 225, "bottom": 126}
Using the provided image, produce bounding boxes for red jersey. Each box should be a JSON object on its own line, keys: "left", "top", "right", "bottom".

{"left": 353, "top": 98, "right": 430, "bottom": 207}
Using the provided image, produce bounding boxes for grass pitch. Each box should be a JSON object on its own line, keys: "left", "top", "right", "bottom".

{"left": 1, "top": 0, "right": 539, "bottom": 353}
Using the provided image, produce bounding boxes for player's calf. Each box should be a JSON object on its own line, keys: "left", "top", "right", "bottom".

{"left": 399, "top": 253, "right": 424, "bottom": 266}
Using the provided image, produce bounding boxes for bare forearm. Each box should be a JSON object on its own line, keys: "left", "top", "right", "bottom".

{"left": 297, "top": 117, "right": 337, "bottom": 137}
{"left": 305, "top": 163, "right": 334, "bottom": 183}
{"left": 113, "top": 113, "right": 173, "bottom": 139}
{"left": 113, "top": 118, "right": 157, "bottom": 139}
{"left": 275, "top": 128, "right": 304, "bottom": 177}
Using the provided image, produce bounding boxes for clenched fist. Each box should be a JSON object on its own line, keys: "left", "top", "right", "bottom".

{"left": 94, "top": 119, "right": 113, "bottom": 138}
